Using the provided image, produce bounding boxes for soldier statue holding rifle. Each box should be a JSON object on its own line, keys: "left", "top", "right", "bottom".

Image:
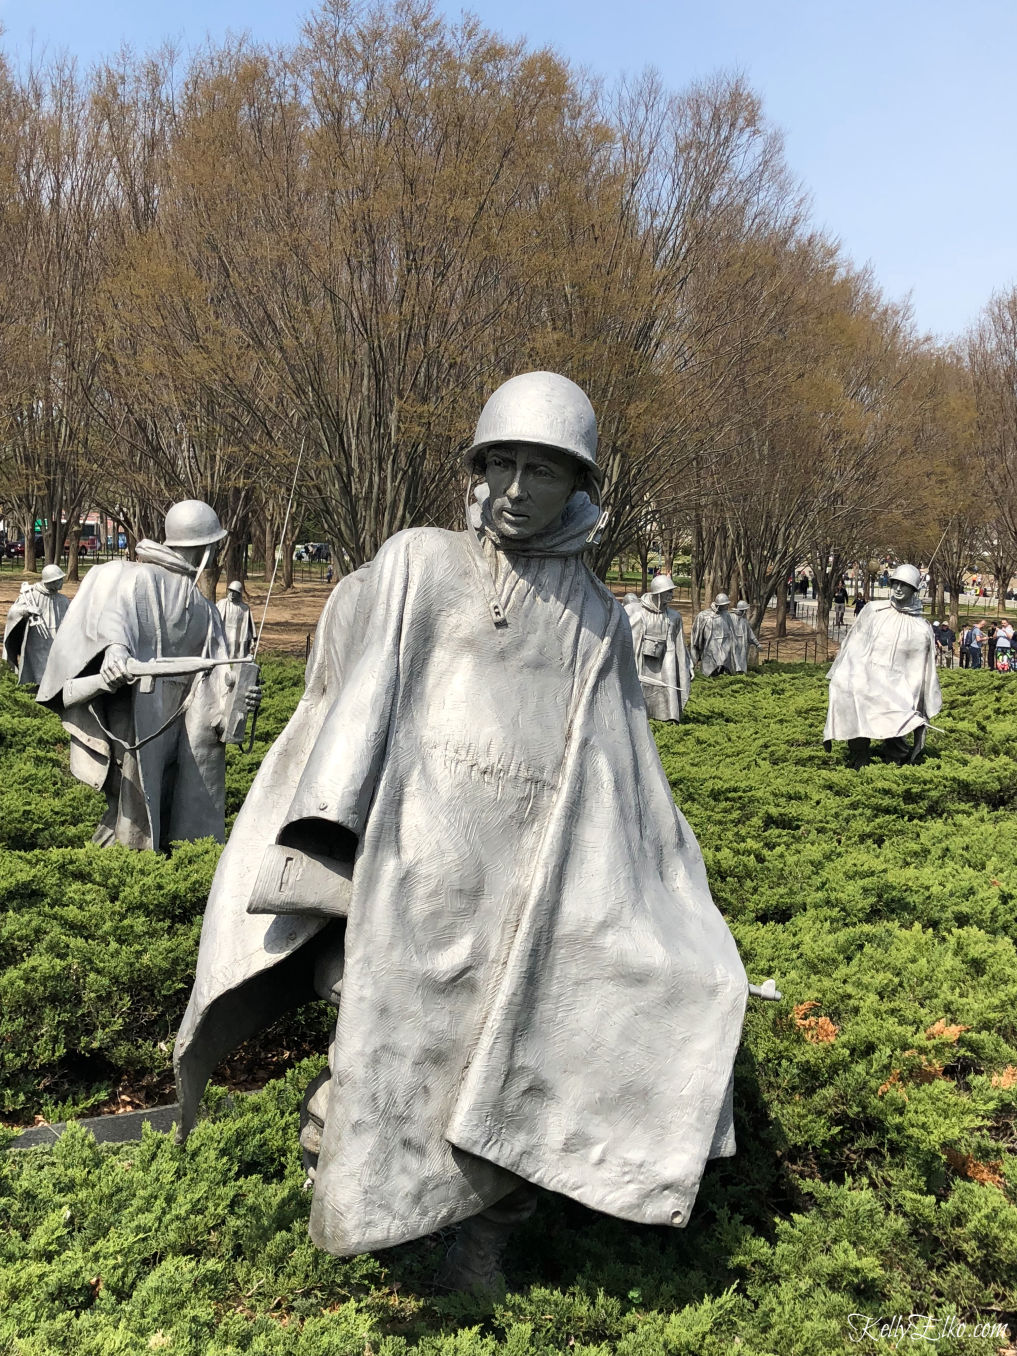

{"left": 37, "top": 500, "right": 260, "bottom": 851}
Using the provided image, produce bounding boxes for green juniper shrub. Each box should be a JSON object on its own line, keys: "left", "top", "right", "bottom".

{"left": 1, "top": 662, "right": 1016, "bottom": 1353}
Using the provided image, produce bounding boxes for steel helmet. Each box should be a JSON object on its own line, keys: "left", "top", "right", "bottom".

{"left": 714, "top": 593, "right": 731, "bottom": 608}
{"left": 649, "top": 573, "right": 675, "bottom": 595}
{"left": 888, "top": 562, "right": 921, "bottom": 591}
{"left": 163, "top": 500, "right": 227, "bottom": 548}
{"left": 736, "top": 599, "right": 750, "bottom": 613}
{"left": 40, "top": 564, "right": 65, "bottom": 585}
{"left": 227, "top": 580, "right": 244, "bottom": 594}
{"left": 463, "top": 371, "right": 601, "bottom": 484}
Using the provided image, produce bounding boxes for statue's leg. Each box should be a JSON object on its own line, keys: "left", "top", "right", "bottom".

{"left": 847, "top": 737, "right": 870, "bottom": 769}
{"left": 880, "top": 736, "right": 910, "bottom": 765}
{"left": 300, "top": 939, "right": 345, "bottom": 1189}
{"left": 908, "top": 727, "right": 927, "bottom": 763}
{"left": 435, "top": 1183, "right": 539, "bottom": 1293}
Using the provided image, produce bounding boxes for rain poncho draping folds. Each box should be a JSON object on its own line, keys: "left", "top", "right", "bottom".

{"left": 175, "top": 494, "right": 747, "bottom": 1256}
{"left": 824, "top": 600, "right": 941, "bottom": 742}
{"left": 624, "top": 593, "right": 693, "bottom": 720}
{"left": 3, "top": 584, "right": 69, "bottom": 684}
{"left": 691, "top": 605, "right": 738, "bottom": 676}
{"left": 37, "top": 544, "right": 230, "bottom": 849}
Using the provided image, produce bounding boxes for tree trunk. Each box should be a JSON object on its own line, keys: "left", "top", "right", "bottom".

{"left": 23, "top": 515, "right": 37, "bottom": 573}
{"left": 947, "top": 574, "right": 962, "bottom": 633}
{"left": 262, "top": 508, "right": 276, "bottom": 582}
{"left": 67, "top": 526, "right": 82, "bottom": 583}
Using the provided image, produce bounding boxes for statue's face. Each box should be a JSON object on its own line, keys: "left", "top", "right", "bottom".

{"left": 656, "top": 590, "right": 674, "bottom": 607}
{"left": 483, "top": 443, "right": 578, "bottom": 541}
{"left": 44, "top": 579, "right": 62, "bottom": 594}
{"left": 890, "top": 580, "right": 917, "bottom": 610}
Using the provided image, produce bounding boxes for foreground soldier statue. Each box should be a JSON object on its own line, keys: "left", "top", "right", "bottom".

{"left": 217, "top": 580, "right": 256, "bottom": 658}
{"left": 2, "top": 564, "right": 69, "bottom": 685}
{"left": 824, "top": 562, "right": 941, "bottom": 768}
{"left": 174, "top": 371, "right": 748, "bottom": 1291}
{"left": 691, "top": 592, "right": 738, "bottom": 676}
{"left": 37, "top": 501, "right": 259, "bottom": 850}
{"left": 624, "top": 573, "right": 693, "bottom": 720}
{"left": 731, "top": 600, "right": 761, "bottom": 672}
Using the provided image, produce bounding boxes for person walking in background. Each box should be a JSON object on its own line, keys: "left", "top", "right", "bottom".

{"left": 833, "top": 583, "right": 848, "bottom": 628}
{"left": 986, "top": 620, "right": 998, "bottom": 671}
{"left": 936, "top": 621, "right": 955, "bottom": 668}
{"left": 994, "top": 617, "right": 1013, "bottom": 672}
{"left": 853, "top": 593, "right": 866, "bottom": 617}
{"left": 964, "top": 619, "right": 985, "bottom": 669}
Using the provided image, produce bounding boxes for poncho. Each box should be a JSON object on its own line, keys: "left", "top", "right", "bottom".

{"left": 824, "top": 600, "right": 941, "bottom": 742}
{"left": 175, "top": 492, "right": 747, "bottom": 1255}
{"left": 3, "top": 584, "right": 69, "bottom": 685}
{"left": 216, "top": 596, "right": 255, "bottom": 658}
{"left": 37, "top": 543, "right": 230, "bottom": 849}
{"left": 691, "top": 605, "right": 738, "bottom": 676}
{"left": 730, "top": 614, "right": 760, "bottom": 673}
{"left": 624, "top": 593, "right": 693, "bottom": 720}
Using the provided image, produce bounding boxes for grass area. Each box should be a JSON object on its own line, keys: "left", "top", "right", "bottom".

{"left": 1, "top": 662, "right": 1015, "bottom": 1353}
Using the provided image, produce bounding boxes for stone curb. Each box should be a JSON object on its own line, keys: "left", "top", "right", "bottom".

{"left": 7, "top": 1102, "right": 184, "bottom": 1149}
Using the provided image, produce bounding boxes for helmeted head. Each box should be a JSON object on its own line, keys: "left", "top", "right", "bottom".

{"left": 888, "top": 562, "right": 920, "bottom": 612}
{"left": 465, "top": 372, "right": 600, "bottom": 542}
{"left": 464, "top": 372, "right": 600, "bottom": 488}
{"left": 650, "top": 573, "right": 675, "bottom": 596}
{"left": 713, "top": 593, "right": 731, "bottom": 611}
{"left": 888, "top": 563, "right": 921, "bottom": 591}
{"left": 227, "top": 580, "right": 244, "bottom": 599}
{"left": 736, "top": 599, "right": 750, "bottom": 614}
{"left": 164, "top": 500, "right": 227, "bottom": 550}
{"left": 40, "top": 564, "right": 65, "bottom": 592}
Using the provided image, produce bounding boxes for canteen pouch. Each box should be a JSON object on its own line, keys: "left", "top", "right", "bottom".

{"left": 642, "top": 636, "right": 667, "bottom": 661}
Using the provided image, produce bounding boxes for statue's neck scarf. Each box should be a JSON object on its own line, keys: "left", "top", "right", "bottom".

{"left": 469, "top": 483, "right": 602, "bottom": 558}
{"left": 136, "top": 539, "right": 204, "bottom": 581}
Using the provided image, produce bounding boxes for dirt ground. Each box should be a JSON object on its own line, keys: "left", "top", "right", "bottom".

{"left": 1, "top": 568, "right": 836, "bottom": 661}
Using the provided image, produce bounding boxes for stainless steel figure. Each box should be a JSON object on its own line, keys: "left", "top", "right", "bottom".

{"left": 176, "top": 371, "right": 747, "bottom": 1287}
{"left": 624, "top": 573, "right": 693, "bottom": 720}
{"left": 691, "top": 593, "right": 738, "bottom": 676}
{"left": 824, "top": 561, "right": 941, "bottom": 767}
{"left": 217, "top": 580, "right": 256, "bottom": 658}
{"left": 731, "top": 600, "right": 760, "bottom": 672}
{"left": 36, "top": 502, "right": 260, "bottom": 850}
{"left": 2, "top": 564, "right": 69, "bottom": 685}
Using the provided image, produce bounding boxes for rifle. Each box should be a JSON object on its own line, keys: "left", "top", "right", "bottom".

{"left": 63, "top": 656, "right": 254, "bottom": 709}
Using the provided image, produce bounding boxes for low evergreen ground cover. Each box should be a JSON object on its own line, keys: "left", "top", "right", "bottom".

{"left": 1, "top": 661, "right": 1016, "bottom": 1353}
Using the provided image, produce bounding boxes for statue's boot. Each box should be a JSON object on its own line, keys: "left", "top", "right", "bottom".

{"left": 847, "top": 737, "right": 871, "bottom": 769}
{"left": 435, "top": 1185, "right": 538, "bottom": 1293}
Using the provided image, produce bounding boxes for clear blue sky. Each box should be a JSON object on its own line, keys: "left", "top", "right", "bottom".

{"left": 3, "top": 0, "right": 1014, "bottom": 341}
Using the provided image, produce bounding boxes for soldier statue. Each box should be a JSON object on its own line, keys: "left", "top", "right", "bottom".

{"left": 691, "top": 592, "right": 738, "bottom": 676}
{"left": 217, "top": 580, "right": 256, "bottom": 658}
{"left": 624, "top": 573, "right": 693, "bottom": 720}
{"left": 37, "top": 501, "right": 260, "bottom": 850}
{"left": 824, "top": 562, "right": 940, "bottom": 768}
{"left": 731, "top": 600, "right": 761, "bottom": 672}
{"left": 175, "top": 372, "right": 748, "bottom": 1292}
{"left": 3, "top": 564, "right": 69, "bottom": 685}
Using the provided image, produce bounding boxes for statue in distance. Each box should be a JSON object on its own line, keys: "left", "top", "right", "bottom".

{"left": 217, "top": 580, "right": 256, "bottom": 658}
{"left": 731, "top": 600, "right": 761, "bottom": 672}
{"left": 37, "top": 501, "right": 260, "bottom": 850}
{"left": 624, "top": 573, "right": 693, "bottom": 720}
{"left": 824, "top": 562, "right": 941, "bottom": 768}
{"left": 3, "top": 564, "right": 69, "bottom": 686}
{"left": 175, "top": 371, "right": 748, "bottom": 1290}
{"left": 691, "top": 592, "right": 738, "bottom": 676}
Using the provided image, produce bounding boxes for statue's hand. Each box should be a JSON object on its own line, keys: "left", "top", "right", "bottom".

{"left": 99, "top": 644, "right": 134, "bottom": 689}
{"left": 244, "top": 685, "right": 262, "bottom": 713}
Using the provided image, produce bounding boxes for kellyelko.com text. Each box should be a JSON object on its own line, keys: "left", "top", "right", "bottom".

{"left": 848, "top": 1313, "right": 1010, "bottom": 1344}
